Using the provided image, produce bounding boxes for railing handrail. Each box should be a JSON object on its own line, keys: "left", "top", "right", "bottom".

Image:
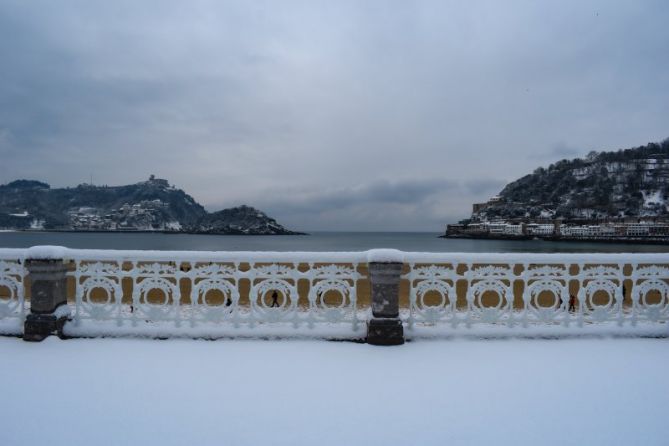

{"left": 1, "top": 245, "right": 669, "bottom": 264}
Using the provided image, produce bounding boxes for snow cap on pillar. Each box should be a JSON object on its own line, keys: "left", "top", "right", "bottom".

{"left": 367, "top": 249, "right": 404, "bottom": 263}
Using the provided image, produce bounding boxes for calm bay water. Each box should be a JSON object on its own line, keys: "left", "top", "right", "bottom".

{"left": 1, "top": 231, "right": 668, "bottom": 253}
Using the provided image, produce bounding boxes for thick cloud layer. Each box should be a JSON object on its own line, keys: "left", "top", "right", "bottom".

{"left": 0, "top": 0, "right": 667, "bottom": 231}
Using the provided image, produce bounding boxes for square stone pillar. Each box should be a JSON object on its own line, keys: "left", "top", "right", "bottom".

{"left": 24, "top": 259, "right": 70, "bottom": 341}
{"left": 367, "top": 262, "right": 404, "bottom": 345}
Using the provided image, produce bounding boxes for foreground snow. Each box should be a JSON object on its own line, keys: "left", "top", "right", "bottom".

{"left": 0, "top": 337, "right": 668, "bottom": 445}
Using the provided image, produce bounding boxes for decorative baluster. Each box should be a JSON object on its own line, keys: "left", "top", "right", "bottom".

{"left": 351, "top": 262, "right": 359, "bottom": 331}
{"left": 616, "top": 262, "right": 625, "bottom": 326}
{"left": 74, "top": 260, "right": 82, "bottom": 326}
{"left": 520, "top": 262, "right": 529, "bottom": 328}
{"left": 112, "top": 261, "right": 122, "bottom": 327}
{"left": 173, "top": 261, "right": 181, "bottom": 328}
{"left": 18, "top": 259, "right": 26, "bottom": 323}
{"left": 508, "top": 263, "right": 518, "bottom": 328}
{"left": 576, "top": 263, "right": 585, "bottom": 327}
{"left": 306, "top": 262, "right": 315, "bottom": 329}
{"left": 406, "top": 263, "right": 415, "bottom": 330}
{"left": 187, "top": 263, "right": 197, "bottom": 328}
{"left": 465, "top": 263, "right": 473, "bottom": 328}
{"left": 231, "top": 262, "right": 241, "bottom": 328}
{"left": 630, "top": 262, "right": 639, "bottom": 325}
{"left": 248, "top": 263, "right": 256, "bottom": 328}
{"left": 131, "top": 261, "right": 139, "bottom": 327}
{"left": 291, "top": 262, "right": 299, "bottom": 329}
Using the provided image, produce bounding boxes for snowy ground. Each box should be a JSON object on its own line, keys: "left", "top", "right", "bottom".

{"left": 1, "top": 337, "right": 668, "bottom": 446}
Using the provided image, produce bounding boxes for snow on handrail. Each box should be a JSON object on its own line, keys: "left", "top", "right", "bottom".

{"left": 1, "top": 246, "right": 668, "bottom": 264}
{"left": 0, "top": 248, "right": 29, "bottom": 260}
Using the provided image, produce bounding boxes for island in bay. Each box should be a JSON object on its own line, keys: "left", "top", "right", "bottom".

{"left": 446, "top": 138, "right": 669, "bottom": 243}
{"left": 0, "top": 175, "right": 302, "bottom": 235}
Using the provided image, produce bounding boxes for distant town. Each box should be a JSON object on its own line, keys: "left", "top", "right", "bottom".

{"left": 66, "top": 199, "right": 182, "bottom": 232}
{"left": 445, "top": 195, "right": 669, "bottom": 243}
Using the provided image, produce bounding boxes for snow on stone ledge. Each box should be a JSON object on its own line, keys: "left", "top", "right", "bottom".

{"left": 366, "top": 249, "right": 405, "bottom": 263}
{"left": 25, "top": 245, "right": 69, "bottom": 259}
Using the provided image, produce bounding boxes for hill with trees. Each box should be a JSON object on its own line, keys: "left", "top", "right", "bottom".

{"left": 472, "top": 138, "right": 669, "bottom": 221}
{"left": 0, "top": 176, "right": 301, "bottom": 234}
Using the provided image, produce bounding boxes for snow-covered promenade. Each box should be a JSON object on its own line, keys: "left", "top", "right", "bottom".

{"left": 1, "top": 336, "right": 667, "bottom": 445}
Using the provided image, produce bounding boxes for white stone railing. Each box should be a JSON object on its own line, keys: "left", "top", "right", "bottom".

{"left": 66, "top": 248, "right": 366, "bottom": 338}
{"left": 402, "top": 253, "right": 669, "bottom": 335}
{"left": 0, "top": 249, "right": 28, "bottom": 334}
{"left": 1, "top": 247, "right": 668, "bottom": 340}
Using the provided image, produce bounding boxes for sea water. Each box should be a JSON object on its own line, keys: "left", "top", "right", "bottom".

{"left": 1, "top": 231, "right": 668, "bottom": 252}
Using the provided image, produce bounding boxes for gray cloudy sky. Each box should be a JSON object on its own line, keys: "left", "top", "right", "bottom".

{"left": 0, "top": 0, "right": 667, "bottom": 231}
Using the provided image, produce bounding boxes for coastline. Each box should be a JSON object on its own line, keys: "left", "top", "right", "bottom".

{"left": 441, "top": 233, "right": 669, "bottom": 245}
{"left": 7, "top": 228, "right": 308, "bottom": 236}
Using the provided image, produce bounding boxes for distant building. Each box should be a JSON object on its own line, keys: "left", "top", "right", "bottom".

{"left": 526, "top": 223, "right": 554, "bottom": 236}
{"left": 147, "top": 175, "right": 169, "bottom": 187}
{"left": 445, "top": 218, "right": 669, "bottom": 241}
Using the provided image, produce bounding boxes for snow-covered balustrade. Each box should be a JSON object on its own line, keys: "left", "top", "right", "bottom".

{"left": 61, "top": 247, "right": 368, "bottom": 338}
{"left": 402, "top": 252, "right": 669, "bottom": 335}
{"left": 0, "top": 249, "right": 27, "bottom": 335}
{"left": 1, "top": 247, "right": 668, "bottom": 340}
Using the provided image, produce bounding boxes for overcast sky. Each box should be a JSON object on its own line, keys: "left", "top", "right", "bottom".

{"left": 0, "top": 1, "right": 667, "bottom": 231}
